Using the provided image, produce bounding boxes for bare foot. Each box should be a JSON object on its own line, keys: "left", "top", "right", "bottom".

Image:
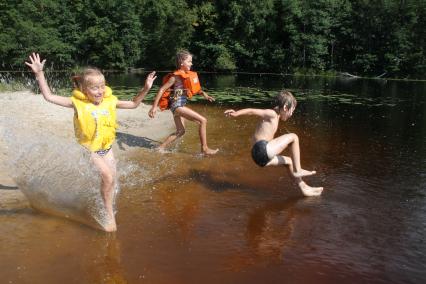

{"left": 298, "top": 181, "right": 323, "bottom": 197}
{"left": 293, "top": 169, "right": 316, "bottom": 178}
{"left": 103, "top": 221, "right": 117, "bottom": 232}
{"left": 202, "top": 147, "right": 219, "bottom": 155}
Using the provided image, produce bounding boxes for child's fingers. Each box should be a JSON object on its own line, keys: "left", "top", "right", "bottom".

{"left": 224, "top": 110, "right": 236, "bottom": 117}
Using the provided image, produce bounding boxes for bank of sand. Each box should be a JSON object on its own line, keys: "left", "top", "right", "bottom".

{"left": 0, "top": 90, "right": 173, "bottom": 210}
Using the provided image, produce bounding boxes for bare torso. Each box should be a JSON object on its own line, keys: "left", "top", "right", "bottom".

{"left": 252, "top": 109, "right": 279, "bottom": 144}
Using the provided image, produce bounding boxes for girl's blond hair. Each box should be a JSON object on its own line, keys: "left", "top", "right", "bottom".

{"left": 71, "top": 67, "right": 105, "bottom": 90}
{"left": 175, "top": 50, "right": 192, "bottom": 69}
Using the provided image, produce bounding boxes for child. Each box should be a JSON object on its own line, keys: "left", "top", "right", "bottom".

{"left": 148, "top": 50, "right": 218, "bottom": 155}
{"left": 224, "top": 90, "right": 323, "bottom": 196}
{"left": 25, "top": 52, "right": 157, "bottom": 231}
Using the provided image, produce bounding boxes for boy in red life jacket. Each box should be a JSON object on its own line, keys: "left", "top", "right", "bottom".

{"left": 149, "top": 50, "right": 219, "bottom": 155}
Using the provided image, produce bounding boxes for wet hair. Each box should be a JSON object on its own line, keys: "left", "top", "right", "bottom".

{"left": 175, "top": 50, "right": 192, "bottom": 69}
{"left": 274, "top": 90, "right": 297, "bottom": 110}
{"left": 71, "top": 67, "right": 105, "bottom": 90}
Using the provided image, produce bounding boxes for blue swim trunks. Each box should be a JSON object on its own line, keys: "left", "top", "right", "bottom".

{"left": 169, "top": 89, "right": 187, "bottom": 113}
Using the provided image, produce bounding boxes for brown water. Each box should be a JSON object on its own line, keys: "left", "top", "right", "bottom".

{"left": 1, "top": 74, "right": 426, "bottom": 283}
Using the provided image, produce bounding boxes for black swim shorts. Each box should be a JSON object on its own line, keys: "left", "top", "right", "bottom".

{"left": 251, "top": 140, "right": 271, "bottom": 167}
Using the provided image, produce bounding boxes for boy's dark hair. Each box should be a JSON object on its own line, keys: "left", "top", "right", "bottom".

{"left": 176, "top": 50, "right": 192, "bottom": 69}
{"left": 274, "top": 90, "right": 297, "bottom": 109}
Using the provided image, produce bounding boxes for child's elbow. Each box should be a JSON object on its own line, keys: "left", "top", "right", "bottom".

{"left": 130, "top": 102, "right": 140, "bottom": 109}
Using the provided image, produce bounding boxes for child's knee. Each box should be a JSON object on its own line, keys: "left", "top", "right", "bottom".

{"left": 290, "top": 133, "right": 299, "bottom": 142}
{"left": 101, "top": 172, "right": 115, "bottom": 187}
{"left": 284, "top": 156, "right": 293, "bottom": 165}
{"left": 197, "top": 116, "right": 207, "bottom": 125}
{"left": 176, "top": 128, "right": 186, "bottom": 137}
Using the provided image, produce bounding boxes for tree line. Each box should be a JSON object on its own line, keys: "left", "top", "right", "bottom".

{"left": 1, "top": 0, "right": 425, "bottom": 78}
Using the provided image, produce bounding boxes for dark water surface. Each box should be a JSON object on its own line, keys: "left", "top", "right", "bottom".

{"left": 1, "top": 73, "right": 426, "bottom": 283}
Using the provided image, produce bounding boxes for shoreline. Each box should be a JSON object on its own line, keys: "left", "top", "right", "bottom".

{"left": 0, "top": 90, "right": 174, "bottom": 209}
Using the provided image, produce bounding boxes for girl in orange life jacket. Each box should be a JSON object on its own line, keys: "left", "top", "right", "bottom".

{"left": 148, "top": 50, "right": 219, "bottom": 155}
{"left": 25, "top": 52, "right": 157, "bottom": 232}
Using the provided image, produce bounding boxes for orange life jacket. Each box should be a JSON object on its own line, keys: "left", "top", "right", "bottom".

{"left": 159, "top": 70, "right": 201, "bottom": 110}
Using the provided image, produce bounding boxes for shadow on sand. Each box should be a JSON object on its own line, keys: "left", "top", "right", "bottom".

{"left": 116, "top": 132, "right": 161, "bottom": 150}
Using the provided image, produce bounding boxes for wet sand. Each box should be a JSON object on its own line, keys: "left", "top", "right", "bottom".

{"left": 0, "top": 90, "right": 174, "bottom": 210}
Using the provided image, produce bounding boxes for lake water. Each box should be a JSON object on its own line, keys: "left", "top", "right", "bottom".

{"left": 1, "top": 73, "right": 426, "bottom": 283}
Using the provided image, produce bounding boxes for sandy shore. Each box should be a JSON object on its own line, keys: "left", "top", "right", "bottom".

{"left": 0, "top": 90, "right": 174, "bottom": 209}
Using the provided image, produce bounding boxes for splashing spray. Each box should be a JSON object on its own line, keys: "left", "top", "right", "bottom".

{"left": 0, "top": 118, "right": 118, "bottom": 230}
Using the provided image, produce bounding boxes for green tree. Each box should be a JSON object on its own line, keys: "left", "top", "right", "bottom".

{"left": 137, "top": 0, "right": 195, "bottom": 69}
{"left": 0, "top": 0, "right": 73, "bottom": 68}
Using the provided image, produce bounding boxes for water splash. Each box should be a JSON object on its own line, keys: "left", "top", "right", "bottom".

{"left": 0, "top": 118, "right": 116, "bottom": 230}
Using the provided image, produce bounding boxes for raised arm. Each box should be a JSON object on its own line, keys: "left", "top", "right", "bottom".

{"left": 116, "top": 71, "right": 157, "bottom": 109}
{"left": 25, "top": 53, "right": 72, "bottom": 108}
{"left": 224, "top": 108, "right": 275, "bottom": 119}
{"left": 148, "top": 76, "right": 176, "bottom": 118}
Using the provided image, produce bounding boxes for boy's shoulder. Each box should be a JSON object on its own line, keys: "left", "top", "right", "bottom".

{"left": 261, "top": 108, "right": 278, "bottom": 117}
{"left": 245, "top": 108, "right": 277, "bottom": 120}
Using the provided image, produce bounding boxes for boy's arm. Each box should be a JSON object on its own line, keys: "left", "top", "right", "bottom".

{"left": 25, "top": 53, "right": 72, "bottom": 108}
{"left": 117, "top": 71, "right": 157, "bottom": 109}
{"left": 148, "top": 76, "right": 175, "bottom": 118}
{"left": 224, "top": 108, "right": 274, "bottom": 119}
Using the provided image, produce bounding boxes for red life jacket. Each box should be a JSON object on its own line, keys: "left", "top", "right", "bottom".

{"left": 159, "top": 70, "right": 201, "bottom": 110}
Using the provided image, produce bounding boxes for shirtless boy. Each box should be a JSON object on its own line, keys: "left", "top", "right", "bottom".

{"left": 224, "top": 90, "right": 323, "bottom": 196}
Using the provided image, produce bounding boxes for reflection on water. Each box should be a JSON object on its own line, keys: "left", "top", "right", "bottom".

{"left": 1, "top": 74, "right": 426, "bottom": 283}
{"left": 85, "top": 234, "right": 128, "bottom": 284}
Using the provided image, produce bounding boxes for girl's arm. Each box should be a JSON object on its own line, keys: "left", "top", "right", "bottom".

{"left": 25, "top": 53, "right": 73, "bottom": 108}
{"left": 224, "top": 108, "right": 274, "bottom": 119}
{"left": 148, "top": 76, "right": 175, "bottom": 118}
{"left": 200, "top": 90, "right": 215, "bottom": 102}
{"left": 116, "top": 71, "right": 157, "bottom": 109}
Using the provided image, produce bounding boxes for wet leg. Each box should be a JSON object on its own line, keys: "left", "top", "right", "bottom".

{"left": 267, "top": 133, "right": 315, "bottom": 177}
{"left": 91, "top": 151, "right": 117, "bottom": 232}
{"left": 157, "top": 113, "right": 186, "bottom": 151}
{"left": 175, "top": 107, "right": 218, "bottom": 155}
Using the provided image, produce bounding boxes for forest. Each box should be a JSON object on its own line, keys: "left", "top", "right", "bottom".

{"left": 0, "top": 0, "right": 425, "bottom": 78}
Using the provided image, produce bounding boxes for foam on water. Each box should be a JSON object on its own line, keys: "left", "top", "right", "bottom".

{"left": 1, "top": 118, "right": 117, "bottom": 230}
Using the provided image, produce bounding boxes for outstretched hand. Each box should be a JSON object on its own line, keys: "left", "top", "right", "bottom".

{"left": 144, "top": 71, "right": 157, "bottom": 90}
{"left": 224, "top": 109, "right": 237, "bottom": 117}
{"left": 25, "top": 53, "right": 46, "bottom": 74}
{"left": 201, "top": 91, "right": 215, "bottom": 102}
{"left": 148, "top": 107, "right": 157, "bottom": 118}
